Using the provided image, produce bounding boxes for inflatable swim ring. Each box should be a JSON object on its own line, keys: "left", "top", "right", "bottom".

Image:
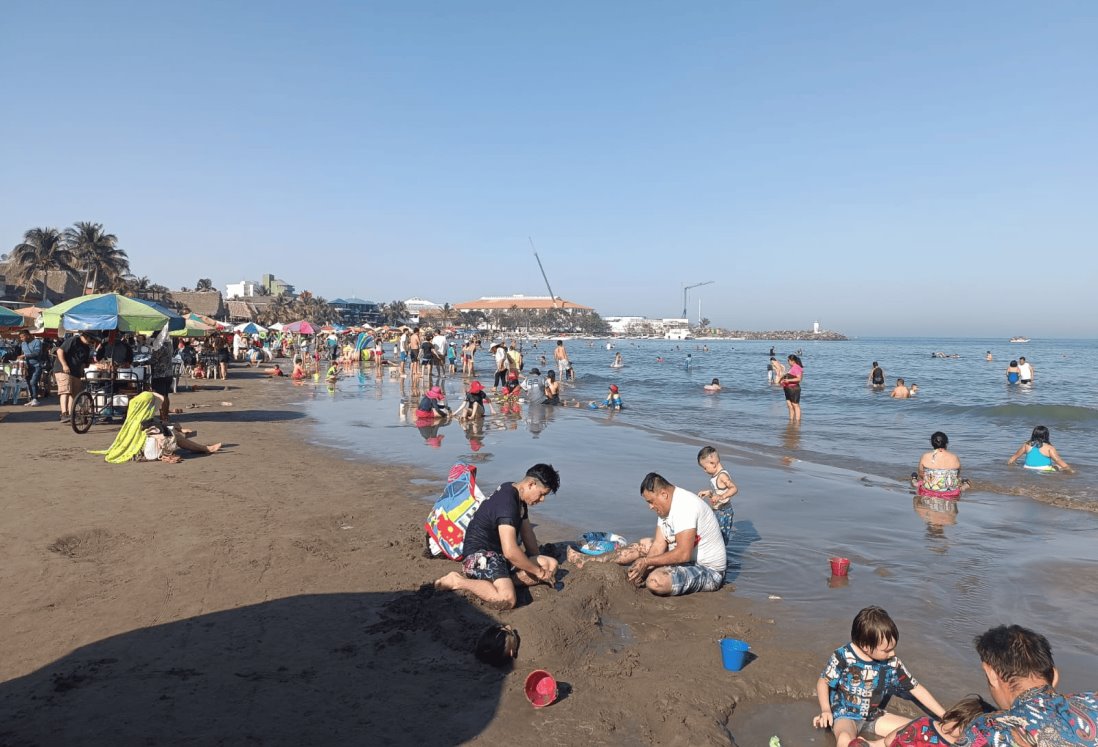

{"left": 578, "top": 531, "right": 627, "bottom": 556}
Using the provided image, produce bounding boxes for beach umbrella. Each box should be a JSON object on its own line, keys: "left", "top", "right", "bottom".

{"left": 0, "top": 305, "right": 24, "bottom": 328}
{"left": 171, "top": 318, "right": 216, "bottom": 338}
{"left": 284, "top": 320, "right": 316, "bottom": 335}
{"left": 268, "top": 322, "right": 284, "bottom": 331}
{"left": 234, "top": 322, "right": 267, "bottom": 335}
{"left": 42, "top": 293, "right": 185, "bottom": 332}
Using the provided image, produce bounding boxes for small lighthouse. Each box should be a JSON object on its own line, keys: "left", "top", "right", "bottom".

{"left": 813, "top": 320, "right": 820, "bottom": 334}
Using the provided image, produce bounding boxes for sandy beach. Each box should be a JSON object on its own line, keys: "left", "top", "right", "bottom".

{"left": 3, "top": 360, "right": 1096, "bottom": 745}
{"left": 0, "top": 367, "right": 833, "bottom": 746}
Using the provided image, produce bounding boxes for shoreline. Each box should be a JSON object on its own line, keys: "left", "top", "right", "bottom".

{"left": 3, "top": 362, "right": 1095, "bottom": 743}
{"left": 0, "top": 365, "right": 836, "bottom": 745}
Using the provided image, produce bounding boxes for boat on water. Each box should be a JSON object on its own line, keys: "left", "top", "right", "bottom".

{"left": 1009, "top": 336, "right": 1030, "bottom": 343}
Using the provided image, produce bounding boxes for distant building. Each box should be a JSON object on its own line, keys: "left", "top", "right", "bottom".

{"left": 330, "top": 297, "right": 383, "bottom": 326}
{"left": 225, "top": 280, "right": 259, "bottom": 298}
{"left": 603, "top": 316, "right": 647, "bottom": 335}
{"left": 261, "top": 273, "right": 295, "bottom": 298}
{"left": 813, "top": 320, "right": 821, "bottom": 334}
{"left": 170, "top": 290, "right": 227, "bottom": 320}
{"left": 453, "top": 295, "right": 593, "bottom": 315}
{"left": 0, "top": 260, "right": 83, "bottom": 304}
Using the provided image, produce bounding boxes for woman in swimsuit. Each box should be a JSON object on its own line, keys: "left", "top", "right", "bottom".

{"left": 912, "top": 431, "right": 968, "bottom": 499}
{"left": 1007, "top": 425, "right": 1073, "bottom": 472}
{"left": 1005, "top": 360, "right": 1021, "bottom": 384}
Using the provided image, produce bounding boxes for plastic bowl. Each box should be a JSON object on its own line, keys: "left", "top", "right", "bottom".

{"left": 524, "top": 669, "right": 558, "bottom": 708}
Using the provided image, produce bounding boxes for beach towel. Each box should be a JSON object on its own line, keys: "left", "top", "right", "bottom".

{"left": 88, "top": 391, "right": 159, "bottom": 463}
{"left": 424, "top": 462, "right": 488, "bottom": 560}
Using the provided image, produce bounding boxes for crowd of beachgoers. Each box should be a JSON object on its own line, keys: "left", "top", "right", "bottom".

{"left": 2, "top": 323, "right": 1094, "bottom": 745}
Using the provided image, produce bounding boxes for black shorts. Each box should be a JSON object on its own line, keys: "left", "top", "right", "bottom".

{"left": 409, "top": 351, "right": 419, "bottom": 362}
{"left": 151, "top": 377, "right": 173, "bottom": 397}
{"left": 783, "top": 385, "right": 801, "bottom": 404}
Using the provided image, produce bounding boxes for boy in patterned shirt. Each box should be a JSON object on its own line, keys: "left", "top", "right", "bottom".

{"left": 814, "top": 606, "right": 946, "bottom": 747}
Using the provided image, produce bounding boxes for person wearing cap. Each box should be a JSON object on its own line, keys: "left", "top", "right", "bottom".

{"left": 521, "top": 367, "right": 542, "bottom": 394}
{"left": 453, "top": 380, "right": 495, "bottom": 421}
{"left": 55, "top": 331, "right": 96, "bottom": 422}
{"left": 434, "top": 463, "right": 562, "bottom": 609}
{"left": 603, "top": 384, "right": 623, "bottom": 410}
{"left": 414, "top": 385, "right": 451, "bottom": 420}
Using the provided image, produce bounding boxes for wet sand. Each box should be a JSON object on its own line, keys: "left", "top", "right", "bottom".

{"left": 2, "top": 367, "right": 1095, "bottom": 745}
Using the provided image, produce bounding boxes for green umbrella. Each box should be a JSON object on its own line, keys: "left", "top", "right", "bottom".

{"left": 42, "top": 293, "right": 184, "bottom": 332}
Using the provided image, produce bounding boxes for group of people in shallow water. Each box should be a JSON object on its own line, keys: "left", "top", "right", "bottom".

{"left": 910, "top": 426, "right": 1073, "bottom": 504}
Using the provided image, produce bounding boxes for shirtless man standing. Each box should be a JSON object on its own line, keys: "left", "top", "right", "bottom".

{"left": 554, "top": 340, "right": 569, "bottom": 379}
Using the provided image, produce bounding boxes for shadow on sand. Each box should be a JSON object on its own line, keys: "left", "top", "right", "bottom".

{"left": 0, "top": 590, "right": 507, "bottom": 744}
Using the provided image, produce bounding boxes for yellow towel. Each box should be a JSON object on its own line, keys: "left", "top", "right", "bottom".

{"left": 88, "top": 391, "right": 160, "bottom": 464}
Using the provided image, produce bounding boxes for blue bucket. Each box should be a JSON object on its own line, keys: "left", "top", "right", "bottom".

{"left": 720, "top": 638, "right": 750, "bottom": 671}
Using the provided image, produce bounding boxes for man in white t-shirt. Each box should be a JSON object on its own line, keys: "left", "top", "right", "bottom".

{"left": 1018, "top": 356, "right": 1034, "bottom": 384}
{"left": 567, "top": 472, "right": 726, "bottom": 596}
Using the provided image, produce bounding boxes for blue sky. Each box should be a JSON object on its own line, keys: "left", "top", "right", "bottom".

{"left": 3, "top": 2, "right": 1095, "bottom": 336}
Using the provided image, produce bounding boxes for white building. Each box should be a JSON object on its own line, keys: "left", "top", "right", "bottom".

{"left": 225, "top": 280, "right": 259, "bottom": 298}
{"left": 813, "top": 320, "right": 821, "bottom": 334}
{"left": 602, "top": 316, "right": 647, "bottom": 335}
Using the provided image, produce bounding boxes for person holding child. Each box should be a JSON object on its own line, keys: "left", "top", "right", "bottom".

{"left": 433, "top": 464, "right": 561, "bottom": 610}
{"left": 814, "top": 606, "right": 946, "bottom": 747}
{"left": 953, "top": 624, "right": 1097, "bottom": 746}
{"left": 696, "top": 446, "right": 738, "bottom": 544}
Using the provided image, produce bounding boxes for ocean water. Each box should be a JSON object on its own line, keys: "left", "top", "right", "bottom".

{"left": 298, "top": 336, "right": 1098, "bottom": 695}
{"left": 557, "top": 337, "right": 1097, "bottom": 510}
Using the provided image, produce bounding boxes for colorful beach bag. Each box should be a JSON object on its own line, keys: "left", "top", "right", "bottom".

{"left": 424, "top": 462, "right": 488, "bottom": 560}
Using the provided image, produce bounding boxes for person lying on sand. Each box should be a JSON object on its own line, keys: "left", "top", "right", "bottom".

{"left": 434, "top": 464, "right": 561, "bottom": 610}
{"left": 89, "top": 391, "right": 221, "bottom": 464}
{"left": 567, "top": 472, "right": 725, "bottom": 596}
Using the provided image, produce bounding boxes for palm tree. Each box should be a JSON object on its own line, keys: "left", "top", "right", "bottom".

{"left": 195, "top": 278, "right": 214, "bottom": 291}
{"left": 64, "top": 222, "right": 127, "bottom": 293}
{"left": 10, "top": 227, "right": 76, "bottom": 303}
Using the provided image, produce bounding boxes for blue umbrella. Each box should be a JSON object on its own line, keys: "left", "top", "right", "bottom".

{"left": 42, "top": 293, "right": 185, "bottom": 332}
{"left": 0, "top": 305, "right": 24, "bottom": 328}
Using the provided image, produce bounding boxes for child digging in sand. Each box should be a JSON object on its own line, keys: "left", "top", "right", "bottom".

{"left": 696, "top": 446, "right": 737, "bottom": 544}
{"left": 814, "top": 606, "right": 946, "bottom": 747}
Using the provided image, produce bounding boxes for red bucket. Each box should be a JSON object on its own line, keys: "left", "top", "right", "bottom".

{"left": 829, "top": 557, "right": 850, "bottom": 577}
{"left": 524, "top": 669, "right": 558, "bottom": 708}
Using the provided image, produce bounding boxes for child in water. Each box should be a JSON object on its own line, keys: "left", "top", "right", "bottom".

{"left": 814, "top": 606, "right": 946, "bottom": 747}
{"left": 704, "top": 378, "right": 721, "bottom": 391}
{"left": 696, "top": 446, "right": 737, "bottom": 543}
{"left": 453, "top": 380, "right": 495, "bottom": 421}
{"left": 601, "top": 384, "right": 623, "bottom": 410}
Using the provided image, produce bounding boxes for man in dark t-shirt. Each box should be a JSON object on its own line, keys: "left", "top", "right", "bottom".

{"left": 55, "top": 331, "right": 95, "bottom": 422}
{"left": 435, "top": 463, "right": 562, "bottom": 610}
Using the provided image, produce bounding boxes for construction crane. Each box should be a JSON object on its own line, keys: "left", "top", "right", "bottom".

{"left": 683, "top": 281, "right": 714, "bottom": 320}
{"left": 530, "top": 237, "right": 561, "bottom": 309}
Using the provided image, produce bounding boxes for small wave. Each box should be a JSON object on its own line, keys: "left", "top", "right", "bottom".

{"left": 962, "top": 478, "right": 1098, "bottom": 514}
{"left": 924, "top": 402, "right": 1098, "bottom": 422}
